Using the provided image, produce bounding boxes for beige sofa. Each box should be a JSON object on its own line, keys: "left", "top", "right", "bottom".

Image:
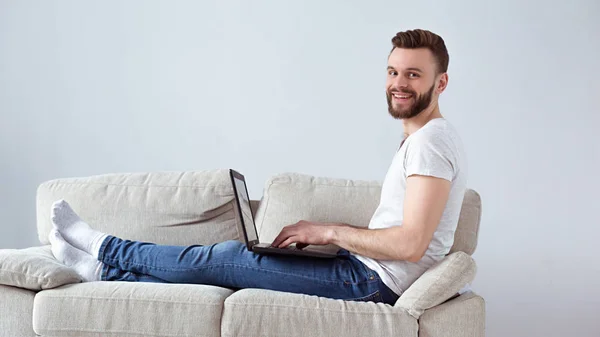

{"left": 0, "top": 170, "right": 485, "bottom": 337}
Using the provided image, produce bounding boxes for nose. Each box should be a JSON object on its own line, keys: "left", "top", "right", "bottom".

{"left": 390, "top": 76, "right": 409, "bottom": 90}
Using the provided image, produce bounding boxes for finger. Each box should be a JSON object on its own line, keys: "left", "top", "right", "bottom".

{"left": 271, "top": 230, "right": 290, "bottom": 247}
{"left": 278, "top": 237, "right": 298, "bottom": 248}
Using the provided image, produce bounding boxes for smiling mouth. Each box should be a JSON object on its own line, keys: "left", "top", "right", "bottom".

{"left": 392, "top": 92, "right": 413, "bottom": 100}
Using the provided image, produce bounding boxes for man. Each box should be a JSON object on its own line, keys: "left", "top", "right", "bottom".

{"left": 49, "top": 28, "right": 467, "bottom": 306}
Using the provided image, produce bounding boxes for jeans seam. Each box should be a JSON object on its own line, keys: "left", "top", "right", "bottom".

{"left": 101, "top": 263, "right": 109, "bottom": 281}
{"left": 347, "top": 290, "right": 381, "bottom": 302}
{"left": 98, "top": 235, "right": 113, "bottom": 261}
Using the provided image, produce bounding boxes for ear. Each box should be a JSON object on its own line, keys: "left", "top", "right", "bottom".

{"left": 436, "top": 73, "right": 449, "bottom": 94}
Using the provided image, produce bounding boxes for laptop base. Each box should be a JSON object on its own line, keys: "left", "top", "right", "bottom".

{"left": 252, "top": 243, "right": 338, "bottom": 258}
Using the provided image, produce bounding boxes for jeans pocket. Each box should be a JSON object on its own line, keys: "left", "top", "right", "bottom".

{"left": 341, "top": 256, "right": 376, "bottom": 284}
{"left": 348, "top": 290, "right": 382, "bottom": 303}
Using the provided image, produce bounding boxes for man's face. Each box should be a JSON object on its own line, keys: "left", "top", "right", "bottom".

{"left": 386, "top": 48, "right": 440, "bottom": 120}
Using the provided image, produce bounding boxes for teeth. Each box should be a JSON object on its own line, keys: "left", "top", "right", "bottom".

{"left": 393, "top": 94, "right": 411, "bottom": 99}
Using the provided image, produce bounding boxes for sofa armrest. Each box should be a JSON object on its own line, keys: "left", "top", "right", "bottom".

{"left": 418, "top": 292, "right": 486, "bottom": 337}
{"left": 0, "top": 246, "right": 81, "bottom": 291}
{"left": 394, "top": 251, "right": 477, "bottom": 318}
{"left": 0, "top": 284, "right": 36, "bottom": 337}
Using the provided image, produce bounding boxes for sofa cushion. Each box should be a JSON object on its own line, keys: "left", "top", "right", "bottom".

{"left": 0, "top": 285, "right": 36, "bottom": 337}
{"left": 33, "top": 281, "right": 234, "bottom": 337}
{"left": 0, "top": 246, "right": 81, "bottom": 291}
{"left": 394, "top": 251, "right": 477, "bottom": 318}
{"left": 254, "top": 172, "right": 482, "bottom": 255}
{"left": 36, "top": 170, "right": 242, "bottom": 247}
{"left": 448, "top": 189, "right": 482, "bottom": 255}
{"left": 221, "top": 288, "right": 418, "bottom": 337}
{"left": 254, "top": 173, "right": 380, "bottom": 242}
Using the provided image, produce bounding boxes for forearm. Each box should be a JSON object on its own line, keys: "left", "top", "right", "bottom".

{"left": 329, "top": 224, "right": 422, "bottom": 262}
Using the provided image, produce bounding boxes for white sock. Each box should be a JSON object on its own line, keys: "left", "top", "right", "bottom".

{"left": 48, "top": 229, "right": 103, "bottom": 282}
{"left": 51, "top": 199, "right": 108, "bottom": 259}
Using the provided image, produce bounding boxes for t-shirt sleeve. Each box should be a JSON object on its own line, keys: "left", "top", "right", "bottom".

{"left": 404, "top": 133, "right": 455, "bottom": 182}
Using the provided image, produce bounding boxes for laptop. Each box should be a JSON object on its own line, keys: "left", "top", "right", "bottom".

{"left": 229, "top": 169, "right": 338, "bottom": 258}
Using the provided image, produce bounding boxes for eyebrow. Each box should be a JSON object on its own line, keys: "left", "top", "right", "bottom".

{"left": 387, "top": 66, "right": 423, "bottom": 73}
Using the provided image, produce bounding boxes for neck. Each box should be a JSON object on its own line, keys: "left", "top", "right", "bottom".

{"left": 402, "top": 102, "right": 443, "bottom": 138}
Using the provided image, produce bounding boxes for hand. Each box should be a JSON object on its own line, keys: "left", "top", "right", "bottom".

{"left": 271, "top": 220, "right": 336, "bottom": 249}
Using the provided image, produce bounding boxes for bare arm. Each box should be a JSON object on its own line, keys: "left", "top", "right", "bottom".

{"left": 271, "top": 175, "right": 451, "bottom": 262}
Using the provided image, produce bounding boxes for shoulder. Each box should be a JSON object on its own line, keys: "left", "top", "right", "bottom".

{"left": 403, "top": 119, "right": 465, "bottom": 178}
{"left": 406, "top": 119, "right": 459, "bottom": 154}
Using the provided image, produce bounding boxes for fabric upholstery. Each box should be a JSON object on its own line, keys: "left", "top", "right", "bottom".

{"left": 418, "top": 292, "right": 486, "bottom": 337}
{"left": 222, "top": 288, "right": 418, "bottom": 337}
{"left": 250, "top": 199, "right": 260, "bottom": 217}
{"left": 36, "top": 170, "right": 241, "bottom": 247}
{"left": 0, "top": 285, "right": 36, "bottom": 337}
{"left": 0, "top": 245, "right": 81, "bottom": 291}
{"left": 395, "top": 251, "right": 477, "bottom": 318}
{"left": 254, "top": 172, "right": 481, "bottom": 255}
{"left": 33, "top": 281, "right": 234, "bottom": 337}
{"left": 254, "top": 173, "right": 381, "bottom": 242}
{"left": 448, "top": 189, "right": 482, "bottom": 255}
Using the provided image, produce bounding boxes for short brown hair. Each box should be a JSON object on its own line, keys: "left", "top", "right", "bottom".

{"left": 391, "top": 29, "right": 449, "bottom": 74}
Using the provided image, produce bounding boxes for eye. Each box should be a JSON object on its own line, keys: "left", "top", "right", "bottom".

{"left": 408, "top": 72, "right": 420, "bottom": 78}
{"left": 388, "top": 70, "right": 398, "bottom": 76}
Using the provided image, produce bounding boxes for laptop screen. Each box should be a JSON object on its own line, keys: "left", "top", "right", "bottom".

{"left": 232, "top": 176, "right": 258, "bottom": 242}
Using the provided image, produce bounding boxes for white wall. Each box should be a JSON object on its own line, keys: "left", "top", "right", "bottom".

{"left": 1, "top": 0, "right": 598, "bottom": 335}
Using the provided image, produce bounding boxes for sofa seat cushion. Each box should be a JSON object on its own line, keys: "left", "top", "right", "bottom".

{"left": 221, "top": 288, "right": 418, "bottom": 337}
{"left": 33, "top": 281, "right": 234, "bottom": 337}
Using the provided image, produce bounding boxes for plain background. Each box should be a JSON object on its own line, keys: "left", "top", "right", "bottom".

{"left": 1, "top": 0, "right": 598, "bottom": 336}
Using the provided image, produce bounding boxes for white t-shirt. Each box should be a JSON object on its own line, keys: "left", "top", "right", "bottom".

{"left": 354, "top": 118, "right": 468, "bottom": 296}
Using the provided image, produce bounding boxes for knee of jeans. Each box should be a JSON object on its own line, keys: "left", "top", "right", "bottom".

{"left": 218, "top": 240, "right": 246, "bottom": 252}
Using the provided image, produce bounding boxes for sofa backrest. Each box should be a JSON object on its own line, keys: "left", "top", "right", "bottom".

{"left": 36, "top": 170, "right": 242, "bottom": 246}
{"left": 36, "top": 171, "right": 481, "bottom": 255}
{"left": 254, "top": 173, "right": 482, "bottom": 255}
{"left": 448, "top": 189, "right": 481, "bottom": 255}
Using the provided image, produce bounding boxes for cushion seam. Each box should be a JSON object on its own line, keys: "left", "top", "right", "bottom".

{"left": 43, "top": 181, "right": 233, "bottom": 190}
{"left": 38, "top": 294, "right": 227, "bottom": 305}
{"left": 36, "top": 327, "right": 213, "bottom": 337}
{"left": 473, "top": 201, "right": 482, "bottom": 252}
{"left": 269, "top": 182, "right": 381, "bottom": 188}
{"left": 226, "top": 302, "right": 400, "bottom": 315}
{"left": 256, "top": 180, "right": 274, "bottom": 235}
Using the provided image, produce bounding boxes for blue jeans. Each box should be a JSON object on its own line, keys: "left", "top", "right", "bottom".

{"left": 99, "top": 236, "right": 400, "bottom": 305}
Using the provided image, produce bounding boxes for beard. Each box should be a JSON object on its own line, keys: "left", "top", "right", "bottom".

{"left": 387, "top": 83, "right": 435, "bottom": 120}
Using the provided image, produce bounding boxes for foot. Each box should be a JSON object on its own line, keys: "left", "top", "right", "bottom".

{"left": 48, "top": 229, "right": 103, "bottom": 282}
{"left": 51, "top": 199, "right": 108, "bottom": 258}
